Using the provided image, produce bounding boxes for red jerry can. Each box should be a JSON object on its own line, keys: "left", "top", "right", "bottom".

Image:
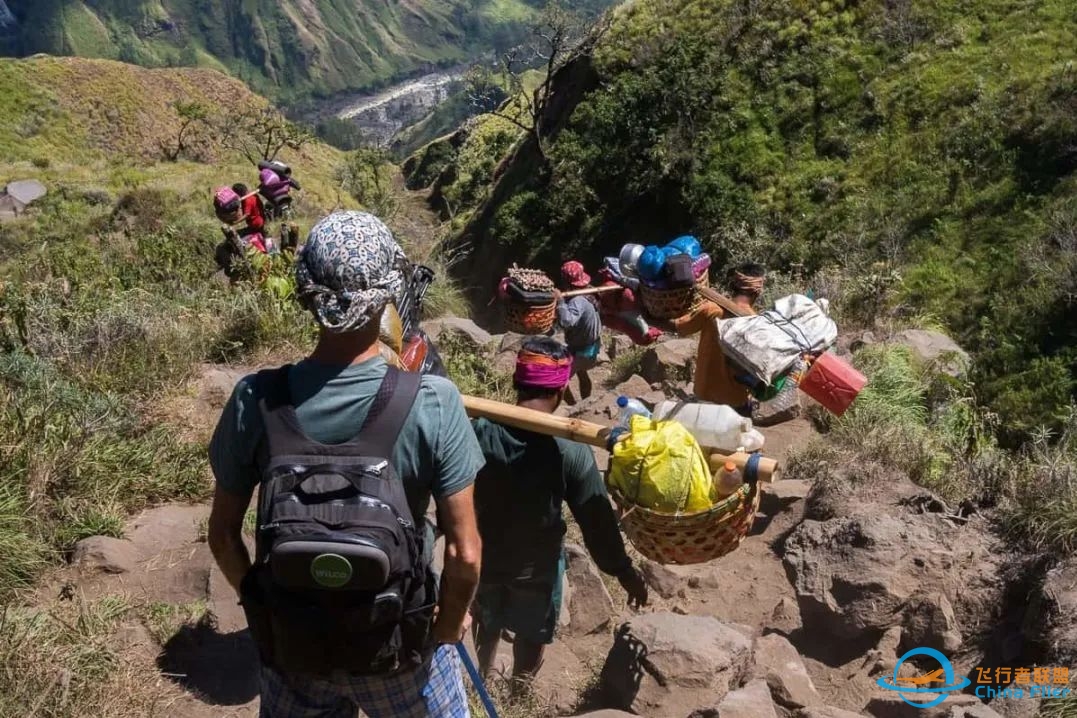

{"left": 799, "top": 351, "right": 868, "bottom": 417}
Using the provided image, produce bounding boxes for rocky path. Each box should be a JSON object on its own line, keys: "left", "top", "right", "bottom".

{"left": 36, "top": 328, "right": 1077, "bottom": 718}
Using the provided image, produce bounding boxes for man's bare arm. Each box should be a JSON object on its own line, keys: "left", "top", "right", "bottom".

{"left": 208, "top": 485, "right": 255, "bottom": 594}
{"left": 431, "top": 485, "right": 481, "bottom": 643}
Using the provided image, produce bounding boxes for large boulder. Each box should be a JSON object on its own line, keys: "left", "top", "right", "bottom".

{"left": 563, "top": 543, "right": 615, "bottom": 636}
{"left": 600, "top": 613, "right": 753, "bottom": 718}
{"left": 422, "top": 316, "right": 493, "bottom": 348}
{"left": 72, "top": 536, "right": 139, "bottom": 574}
{"left": 639, "top": 338, "right": 697, "bottom": 384}
{"left": 782, "top": 512, "right": 999, "bottom": 645}
{"left": 752, "top": 633, "right": 822, "bottom": 709}
{"left": 891, "top": 330, "right": 970, "bottom": 377}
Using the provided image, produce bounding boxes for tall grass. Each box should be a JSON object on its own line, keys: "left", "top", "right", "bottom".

{"left": 0, "top": 597, "right": 180, "bottom": 717}
{"left": 812, "top": 342, "right": 1077, "bottom": 554}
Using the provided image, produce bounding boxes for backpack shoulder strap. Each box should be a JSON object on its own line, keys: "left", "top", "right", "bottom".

{"left": 354, "top": 367, "right": 421, "bottom": 457}
{"left": 256, "top": 364, "right": 314, "bottom": 458}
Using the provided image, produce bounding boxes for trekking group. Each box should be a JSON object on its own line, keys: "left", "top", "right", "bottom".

{"left": 207, "top": 208, "right": 766, "bottom": 718}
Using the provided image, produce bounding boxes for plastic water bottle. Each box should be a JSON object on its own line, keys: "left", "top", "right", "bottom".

{"left": 615, "top": 396, "right": 652, "bottom": 431}
{"left": 716, "top": 461, "right": 743, "bottom": 498}
{"left": 653, "top": 401, "right": 765, "bottom": 453}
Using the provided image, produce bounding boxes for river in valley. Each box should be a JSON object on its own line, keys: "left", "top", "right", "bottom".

{"left": 332, "top": 69, "right": 466, "bottom": 147}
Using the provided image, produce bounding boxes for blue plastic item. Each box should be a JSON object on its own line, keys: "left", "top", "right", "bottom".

{"left": 615, "top": 395, "right": 652, "bottom": 431}
{"left": 636, "top": 245, "right": 666, "bottom": 281}
{"left": 457, "top": 643, "right": 500, "bottom": 718}
{"left": 661, "top": 246, "right": 680, "bottom": 257}
{"left": 667, "top": 235, "right": 703, "bottom": 258}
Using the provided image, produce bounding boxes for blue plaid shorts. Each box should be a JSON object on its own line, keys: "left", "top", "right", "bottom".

{"left": 259, "top": 644, "right": 469, "bottom": 718}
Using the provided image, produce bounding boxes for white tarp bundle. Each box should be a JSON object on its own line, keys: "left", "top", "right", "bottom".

{"left": 718, "top": 294, "right": 837, "bottom": 385}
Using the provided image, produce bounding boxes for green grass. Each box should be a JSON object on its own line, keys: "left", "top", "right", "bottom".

{"left": 604, "top": 346, "right": 646, "bottom": 387}
{"left": 140, "top": 600, "right": 209, "bottom": 645}
{"left": 0, "top": 596, "right": 178, "bottom": 717}
{"left": 445, "top": 0, "right": 1077, "bottom": 443}
{"left": 439, "top": 332, "right": 515, "bottom": 402}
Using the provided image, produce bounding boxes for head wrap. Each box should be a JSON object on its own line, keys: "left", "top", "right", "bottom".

{"left": 514, "top": 341, "right": 574, "bottom": 390}
{"left": 294, "top": 211, "right": 408, "bottom": 333}
{"left": 560, "top": 260, "right": 591, "bottom": 288}
{"left": 731, "top": 269, "right": 766, "bottom": 296}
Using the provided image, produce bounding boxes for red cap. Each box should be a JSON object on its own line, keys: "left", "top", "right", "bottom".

{"left": 560, "top": 260, "right": 591, "bottom": 288}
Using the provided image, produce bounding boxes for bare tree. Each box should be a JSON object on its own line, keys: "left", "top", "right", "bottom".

{"left": 160, "top": 100, "right": 209, "bottom": 162}
{"left": 218, "top": 107, "right": 312, "bottom": 166}
{"left": 466, "top": 1, "right": 610, "bottom": 158}
{"left": 337, "top": 146, "right": 398, "bottom": 219}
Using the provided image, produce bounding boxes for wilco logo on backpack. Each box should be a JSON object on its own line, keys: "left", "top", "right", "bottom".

{"left": 239, "top": 366, "right": 437, "bottom": 677}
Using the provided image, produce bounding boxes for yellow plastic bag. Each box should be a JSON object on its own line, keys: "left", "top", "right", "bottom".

{"left": 608, "top": 415, "right": 714, "bottom": 513}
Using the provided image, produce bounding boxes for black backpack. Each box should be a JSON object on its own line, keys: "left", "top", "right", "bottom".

{"left": 239, "top": 366, "right": 437, "bottom": 677}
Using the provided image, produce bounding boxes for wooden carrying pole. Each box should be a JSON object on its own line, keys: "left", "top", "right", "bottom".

{"left": 697, "top": 286, "right": 751, "bottom": 317}
{"left": 462, "top": 394, "right": 779, "bottom": 483}
{"left": 561, "top": 285, "right": 624, "bottom": 298}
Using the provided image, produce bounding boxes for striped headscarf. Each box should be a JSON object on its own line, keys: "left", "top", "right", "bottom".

{"left": 294, "top": 211, "right": 408, "bottom": 333}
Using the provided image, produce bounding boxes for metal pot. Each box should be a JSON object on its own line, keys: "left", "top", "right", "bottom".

{"left": 619, "top": 243, "right": 645, "bottom": 275}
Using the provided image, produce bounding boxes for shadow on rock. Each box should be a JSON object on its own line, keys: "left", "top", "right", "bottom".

{"left": 157, "top": 618, "right": 260, "bottom": 705}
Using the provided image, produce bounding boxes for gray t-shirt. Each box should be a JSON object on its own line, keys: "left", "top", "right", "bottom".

{"left": 208, "top": 356, "right": 484, "bottom": 560}
{"left": 557, "top": 295, "right": 601, "bottom": 350}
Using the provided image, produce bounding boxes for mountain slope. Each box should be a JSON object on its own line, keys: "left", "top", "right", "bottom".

{"left": 439, "top": 0, "right": 1076, "bottom": 439}
{"left": 1, "top": 0, "right": 586, "bottom": 103}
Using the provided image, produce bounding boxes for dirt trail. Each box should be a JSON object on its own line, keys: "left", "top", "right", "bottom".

{"left": 39, "top": 335, "right": 836, "bottom": 717}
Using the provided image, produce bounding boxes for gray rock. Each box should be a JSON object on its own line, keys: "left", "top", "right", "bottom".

{"left": 639, "top": 338, "right": 697, "bottom": 383}
{"left": 72, "top": 536, "right": 138, "bottom": 574}
{"left": 865, "top": 691, "right": 988, "bottom": 718}
{"left": 950, "top": 704, "right": 1005, "bottom": 718}
{"left": 498, "top": 332, "right": 528, "bottom": 354}
{"left": 608, "top": 335, "right": 635, "bottom": 360}
{"left": 639, "top": 559, "right": 683, "bottom": 600}
{"left": 782, "top": 514, "right": 962, "bottom": 641}
{"left": 798, "top": 707, "right": 869, "bottom": 718}
{"left": 901, "top": 593, "right": 962, "bottom": 652}
{"left": 704, "top": 678, "right": 779, "bottom": 718}
{"left": 423, "top": 316, "right": 493, "bottom": 348}
{"left": 563, "top": 543, "right": 614, "bottom": 636}
{"left": 600, "top": 613, "right": 753, "bottom": 718}
{"left": 752, "top": 633, "right": 821, "bottom": 708}
{"left": 617, "top": 374, "right": 654, "bottom": 403}
{"left": 565, "top": 712, "right": 637, "bottom": 718}
{"left": 763, "top": 596, "right": 802, "bottom": 635}
{"left": 892, "top": 330, "right": 970, "bottom": 377}
{"left": 6, "top": 179, "right": 47, "bottom": 205}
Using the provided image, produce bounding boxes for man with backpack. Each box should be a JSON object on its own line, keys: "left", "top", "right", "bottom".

{"left": 207, "top": 211, "right": 484, "bottom": 717}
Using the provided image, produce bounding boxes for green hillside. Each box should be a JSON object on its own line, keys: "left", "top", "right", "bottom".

{"left": 432, "top": 0, "right": 1076, "bottom": 441}
{"left": 2, "top": 0, "right": 610, "bottom": 103}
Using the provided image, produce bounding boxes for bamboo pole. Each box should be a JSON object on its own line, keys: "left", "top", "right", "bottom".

{"left": 561, "top": 285, "right": 624, "bottom": 298}
{"left": 461, "top": 394, "right": 779, "bottom": 483}
{"left": 697, "top": 286, "right": 752, "bottom": 317}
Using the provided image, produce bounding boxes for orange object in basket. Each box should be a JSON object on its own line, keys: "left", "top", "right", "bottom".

{"left": 798, "top": 351, "right": 868, "bottom": 417}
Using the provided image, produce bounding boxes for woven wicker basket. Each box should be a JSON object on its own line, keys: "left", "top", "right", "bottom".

{"left": 611, "top": 479, "right": 761, "bottom": 565}
{"left": 639, "top": 273, "right": 710, "bottom": 320}
{"left": 504, "top": 300, "right": 557, "bottom": 334}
